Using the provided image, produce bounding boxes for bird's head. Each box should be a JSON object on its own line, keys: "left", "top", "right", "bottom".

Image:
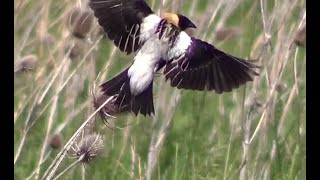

{"left": 162, "top": 13, "right": 197, "bottom": 31}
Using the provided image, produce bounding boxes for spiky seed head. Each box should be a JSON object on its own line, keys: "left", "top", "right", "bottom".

{"left": 93, "top": 94, "right": 129, "bottom": 120}
{"left": 70, "top": 42, "right": 82, "bottom": 59}
{"left": 14, "top": 54, "right": 38, "bottom": 73}
{"left": 68, "top": 8, "right": 93, "bottom": 39}
{"left": 69, "top": 8, "right": 80, "bottom": 25}
{"left": 275, "top": 82, "right": 287, "bottom": 92}
{"left": 74, "top": 133, "right": 104, "bottom": 164}
{"left": 294, "top": 24, "right": 306, "bottom": 47}
{"left": 64, "top": 41, "right": 83, "bottom": 59}
{"left": 49, "top": 133, "right": 63, "bottom": 149}
{"left": 39, "top": 33, "right": 55, "bottom": 47}
{"left": 93, "top": 94, "right": 117, "bottom": 117}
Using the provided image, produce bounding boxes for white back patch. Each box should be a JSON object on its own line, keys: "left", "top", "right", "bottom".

{"left": 140, "top": 14, "right": 161, "bottom": 43}
{"left": 168, "top": 31, "right": 192, "bottom": 60}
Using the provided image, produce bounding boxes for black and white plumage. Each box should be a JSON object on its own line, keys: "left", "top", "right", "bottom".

{"left": 98, "top": 15, "right": 181, "bottom": 116}
{"left": 89, "top": 0, "right": 260, "bottom": 116}
{"left": 89, "top": 0, "right": 153, "bottom": 54}
{"left": 89, "top": 0, "right": 195, "bottom": 54}
{"left": 164, "top": 37, "right": 259, "bottom": 93}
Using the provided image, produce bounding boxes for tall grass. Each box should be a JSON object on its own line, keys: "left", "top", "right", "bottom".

{"left": 14, "top": 0, "right": 306, "bottom": 179}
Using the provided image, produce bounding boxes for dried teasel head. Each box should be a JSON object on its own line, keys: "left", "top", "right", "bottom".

{"left": 293, "top": 24, "right": 306, "bottom": 47}
{"left": 93, "top": 93, "right": 129, "bottom": 120}
{"left": 71, "top": 133, "right": 104, "bottom": 164}
{"left": 68, "top": 8, "right": 93, "bottom": 39}
{"left": 49, "top": 133, "right": 63, "bottom": 150}
{"left": 39, "top": 33, "right": 55, "bottom": 47}
{"left": 14, "top": 54, "right": 38, "bottom": 73}
{"left": 64, "top": 41, "right": 83, "bottom": 59}
{"left": 70, "top": 42, "right": 83, "bottom": 59}
{"left": 275, "top": 82, "right": 287, "bottom": 92}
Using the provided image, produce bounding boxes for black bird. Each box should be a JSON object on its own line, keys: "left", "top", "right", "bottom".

{"left": 89, "top": 0, "right": 260, "bottom": 116}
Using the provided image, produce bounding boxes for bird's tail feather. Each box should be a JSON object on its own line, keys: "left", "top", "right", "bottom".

{"left": 100, "top": 67, "right": 130, "bottom": 96}
{"left": 100, "top": 67, "right": 132, "bottom": 110}
{"left": 131, "top": 82, "right": 155, "bottom": 116}
{"left": 100, "top": 67, "right": 155, "bottom": 116}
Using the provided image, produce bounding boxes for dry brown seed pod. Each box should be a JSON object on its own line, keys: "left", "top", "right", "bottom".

{"left": 69, "top": 8, "right": 93, "bottom": 39}
{"left": 39, "top": 33, "right": 55, "bottom": 47}
{"left": 275, "top": 82, "right": 287, "bottom": 92}
{"left": 15, "top": 54, "right": 38, "bottom": 72}
{"left": 93, "top": 94, "right": 130, "bottom": 120}
{"left": 294, "top": 24, "right": 306, "bottom": 47}
{"left": 64, "top": 41, "right": 83, "bottom": 59}
{"left": 69, "top": 42, "right": 82, "bottom": 59}
{"left": 49, "top": 133, "right": 63, "bottom": 149}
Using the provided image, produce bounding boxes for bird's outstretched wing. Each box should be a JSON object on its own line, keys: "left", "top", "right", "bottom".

{"left": 89, "top": 0, "right": 160, "bottom": 54}
{"left": 164, "top": 33, "right": 260, "bottom": 94}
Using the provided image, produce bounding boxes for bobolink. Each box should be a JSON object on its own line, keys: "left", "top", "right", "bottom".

{"left": 89, "top": 0, "right": 260, "bottom": 116}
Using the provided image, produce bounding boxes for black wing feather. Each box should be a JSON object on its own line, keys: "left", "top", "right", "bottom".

{"left": 164, "top": 37, "right": 260, "bottom": 93}
{"left": 100, "top": 67, "right": 154, "bottom": 116}
{"left": 89, "top": 0, "right": 153, "bottom": 54}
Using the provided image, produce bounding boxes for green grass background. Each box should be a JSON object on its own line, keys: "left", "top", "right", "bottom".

{"left": 14, "top": 0, "right": 306, "bottom": 179}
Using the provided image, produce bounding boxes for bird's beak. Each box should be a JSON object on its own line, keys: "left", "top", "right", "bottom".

{"left": 177, "top": 14, "right": 197, "bottom": 30}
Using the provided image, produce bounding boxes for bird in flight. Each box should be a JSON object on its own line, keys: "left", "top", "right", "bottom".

{"left": 89, "top": 0, "right": 260, "bottom": 116}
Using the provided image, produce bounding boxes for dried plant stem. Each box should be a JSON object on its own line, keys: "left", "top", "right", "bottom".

{"left": 260, "top": 0, "right": 271, "bottom": 41}
{"left": 14, "top": 90, "right": 41, "bottom": 165}
{"left": 37, "top": 46, "right": 71, "bottom": 104}
{"left": 151, "top": 0, "right": 156, "bottom": 10}
{"left": 216, "top": 0, "right": 241, "bottom": 30}
{"left": 26, "top": 151, "right": 52, "bottom": 180}
{"left": 277, "top": 83, "right": 299, "bottom": 138}
{"left": 52, "top": 159, "right": 80, "bottom": 180}
{"left": 250, "top": 40, "right": 293, "bottom": 143}
{"left": 171, "top": 0, "right": 179, "bottom": 12}
{"left": 17, "top": 7, "right": 43, "bottom": 54}
{"left": 81, "top": 165, "right": 86, "bottom": 180}
{"left": 41, "top": 95, "right": 115, "bottom": 180}
{"left": 38, "top": 36, "right": 103, "bottom": 119}
{"left": 202, "top": 0, "right": 223, "bottom": 40}
{"left": 223, "top": 113, "right": 236, "bottom": 180}
{"left": 14, "top": 85, "right": 40, "bottom": 125}
{"left": 14, "top": 124, "right": 30, "bottom": 165}
{"left": 35, "top": 59, "right": 69, "bottom": 180}
{"left": 35, "top": 94, "right": 59, "bottom": 179}
{"left": 98, "top": 46, "right": 118, "bottom": 85}
{"left": 146, "top": 89, "right": 181, "bottom": 180}
{"left": 130, "top": 144, "right": 136, "bottom": 179}
{"left": 239, "top": 84, "right": 255, "bottom": 180}
{"left": 188, "top": 0, "right": 197, "bottom": 18}
{"left": 111, "top": 118, "right": 133, "bottom": 180}
{"left": 239, "top": 107, "right": 254, "bottom": 180}
{"left": 53, "top": 100, "right": 90, "bottom": 135}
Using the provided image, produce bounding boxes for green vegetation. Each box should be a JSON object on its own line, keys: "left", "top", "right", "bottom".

{"left": 14, "top": 0, "right": 306, "bottom": 179}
